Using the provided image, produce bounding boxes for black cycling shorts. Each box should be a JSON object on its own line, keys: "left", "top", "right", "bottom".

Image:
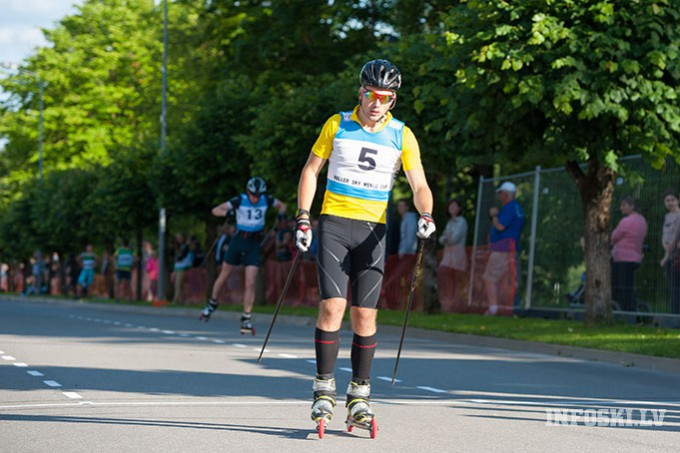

{"left": 224, "top": 232, "right": 261, "bottom": 267}
{"left": 317, "top": 215, "right": 386, "bottom": 308}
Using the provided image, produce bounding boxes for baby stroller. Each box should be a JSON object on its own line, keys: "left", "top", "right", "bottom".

{"left": 565, "top": 272, "right": 586, "bottom": 307}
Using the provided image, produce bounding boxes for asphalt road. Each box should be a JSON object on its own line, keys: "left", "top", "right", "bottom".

{"left": 1, "top": 297, "right": 678, "bottom": 452}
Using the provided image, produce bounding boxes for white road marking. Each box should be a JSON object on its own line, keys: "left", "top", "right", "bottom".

{"left": 306, "top": 359, "right": 316, "bottom": 364}
{"left": 124, "top": 323, "right": 133, "bottom": 327}
{"left": 62, "top": 392, "right": 82, "bottom": 399}
{"left": 212, "top": 340, "right": 226, "bottom": 344}
{"left": 254, "top": 348, "right": 269, "bottom": 353}
{"left": 113, "top": 321, "right": 121, "bottom": 326}
{"left": 162, "top": 330, "right": 175, "bottom": 335}
{"left": 43, "top": 380, "right": 62, "bottom": 388}
{"left": 27, "top": 370, "right": 44, "bottom": 377}
{"left": 13, "top": 363, "right": 28, "bottom": 367}
{"left": 339, "top": 367, "right": 352, "bottom": 373}
{"left": 149, "top": 328, "right": 160, "bottom": 332}
{"left": 377, "top": 376, "right": 401, "bottom": 383}
{"left": 417, "top": 386, "right": 448, "bottom": 394}
{"left": 2, "top": 355, "right": 16, "bottom": 361}
{"left": 196, "top": 337, "right": 208, "bottom": 341}
{"left": 278, "top": 353, "right": 297, "bottom": 358}
{"left": 179, "top": 333, "right": 190, "bottom": 337}
{"left": 233, "top": 344, "right": 247, "bottom": 348}
{"left": 0, "top": 350, "right": 4, "bottom": 354}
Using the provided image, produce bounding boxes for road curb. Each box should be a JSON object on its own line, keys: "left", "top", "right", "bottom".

{"left": 4, "top": 295, "right": 679, "bottom": 374}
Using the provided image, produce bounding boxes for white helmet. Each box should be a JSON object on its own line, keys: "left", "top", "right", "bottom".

{"left": 246, "top": 177, "right": 267, "bottom": 196}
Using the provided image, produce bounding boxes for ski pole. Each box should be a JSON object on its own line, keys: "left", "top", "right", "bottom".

{"left": 391, "top": 239, "right": 426, "bottom": 385}
{"left": 257, "top": 251, "right": 302, "bottom": 364}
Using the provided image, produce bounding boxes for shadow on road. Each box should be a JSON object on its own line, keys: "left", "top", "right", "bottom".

{"left": 0, "top": 414, "right": 314, "bottom": 439}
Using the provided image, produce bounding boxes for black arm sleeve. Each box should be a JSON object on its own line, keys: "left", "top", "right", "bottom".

{"left": 229, "top": 195, "right": 241, "bottom": 210}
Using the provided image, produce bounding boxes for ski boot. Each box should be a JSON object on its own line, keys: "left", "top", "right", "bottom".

{"left": 240, "top": 313, "right": 255, "bottom": 335}
{"left": 311, "top": 377, "right": 336, "bottom": 439}
{"left": 198, "top": 299, "right": 218, "bottom": 322}
{"left": 345, "top": 380, "right": 378, "bottom": 438}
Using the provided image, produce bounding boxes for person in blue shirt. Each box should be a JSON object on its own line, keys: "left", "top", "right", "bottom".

{"left": 199, "top": 177, "right": 286, "bottom": 333}
{"left": 397, "top": 199, "right": 419, "bottom": 256}
{"left": 483, "top": 181, "right": 525, "bottom": 315}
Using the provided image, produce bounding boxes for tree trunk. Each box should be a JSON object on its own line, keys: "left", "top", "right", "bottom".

{"left": 566, "top": 156, "right": 615, "bottom": 325}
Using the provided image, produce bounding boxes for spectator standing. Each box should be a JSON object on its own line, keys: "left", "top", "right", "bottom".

{"left": 660, "top": 190, "right": 680, "bottom": 314}
{"left": 144, "top": 241, "right": 159, "bottom": 302}
{"left": 65, "top": 254, "right": 80, "bottom": 298}
{"left": 438, "top": 198, "right": 468, "bottom": 309}
{"left": 276, "top": 217, "right": 294, "bottom": 263}
{"left": 189, "top": 235, "right": 205, "bottom": 268}
{"left": 0, "top": 263, "right": 8, "bottom": 292}
{"left": 483, "top": 181, "right": 525, "bottom": 315}
{"left": 172, "top": 233, "right": 193, "bottom": 305}
{"left": 115, "top": 239, "right": 134, "bottom": 301}
{"left": 397, "top": 199, "right": 418, "bottom": 256}
{"left": 611, "top": 196, "right": 648, "bottom": 311}
{"left": 77, "top": 244, "right": 97, "bottom": 298}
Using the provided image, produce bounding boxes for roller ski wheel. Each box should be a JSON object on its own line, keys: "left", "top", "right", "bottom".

{"left": 345, "top": 416, "right": 378, "bottom": 438}
{"left": 240, "top": 326, "right": 255, "bottom": 336}
{"left": 315, "top": 415, "right": 332, "bottom": 439}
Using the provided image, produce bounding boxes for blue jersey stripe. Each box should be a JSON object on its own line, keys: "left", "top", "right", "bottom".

{"left": 336, "top": 111, "right": 404, "bottom": 149}
{"left": 327, "top": 179, "right": 390, "bottom": 202}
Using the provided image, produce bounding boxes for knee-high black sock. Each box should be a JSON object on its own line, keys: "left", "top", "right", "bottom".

{"left": 351, "top": 333, "right": 377, "bottom": 384}
{"left": 314, "top": 328, "right": 340, "bottom": 378}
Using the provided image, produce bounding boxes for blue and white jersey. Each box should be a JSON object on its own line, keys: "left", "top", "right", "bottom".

{"left": 326, "top": 110, "right": 404, "bottom": 203}
{"left": 230, "top": 194, "right": 276, "bottom": 233}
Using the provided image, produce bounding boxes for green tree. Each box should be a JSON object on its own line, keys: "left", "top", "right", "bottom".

{"left": 425, "top": 0, "right": 679, "bottom": 323}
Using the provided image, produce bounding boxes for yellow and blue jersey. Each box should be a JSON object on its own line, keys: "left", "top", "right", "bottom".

{"left": 312, "top": 106, "right": 422, "bottom": 223}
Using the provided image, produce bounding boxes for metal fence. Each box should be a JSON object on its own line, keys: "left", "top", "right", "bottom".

{"left": 469, "top": 156, "right": 680, "bottom": 317}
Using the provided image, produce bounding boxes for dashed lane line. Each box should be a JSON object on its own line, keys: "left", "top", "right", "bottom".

{"left": 377, "top": 376, "right": 401, "bottom": 383}
{"left": 43, "top": 380, "right": 62, "bottom": 388}
{"left": 27, "top": 370, "right": 44, "bottom": 377}
{"left": 62, "top": 392, "right": 83, "bottom": 399}
{"left": 2, "top": 355, "right": 16, "bottom": 361}
{"left": 417, "top": 386, "right": 447, "bottom": 394}
{"left": 13, "top": 363, "right": 28, "bottom": 367}
{"left": 67, "top": 315, "right": 448, "bottom": 394}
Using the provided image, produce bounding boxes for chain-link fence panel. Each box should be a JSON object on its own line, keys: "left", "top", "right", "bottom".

{"left": 470, "top": 156, "right": 680, "bottom": 316}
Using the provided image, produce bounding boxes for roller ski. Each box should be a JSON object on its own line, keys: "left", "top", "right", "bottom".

{"left": 311, "top": 377, "right": 336, "bottom": 439}
{"left": 198, "top": 300, "right": 218, "bottom": 322}
{"left": 240, "top": 313, "right": 255, "bottom": 336}
{"left": 345, "top": 381, "right": 378, "bottom": 438}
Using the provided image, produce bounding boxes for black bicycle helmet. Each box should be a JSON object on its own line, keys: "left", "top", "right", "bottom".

{"left": 246, "top": 177, "right": 267, "bottom": 196}
{"left": 360, "top": 59, "right": 402, "bottom": 91}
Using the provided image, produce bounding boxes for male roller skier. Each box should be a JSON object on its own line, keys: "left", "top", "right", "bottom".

{"left": 295, "top": 59, "right": 436, "bottom": 430}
